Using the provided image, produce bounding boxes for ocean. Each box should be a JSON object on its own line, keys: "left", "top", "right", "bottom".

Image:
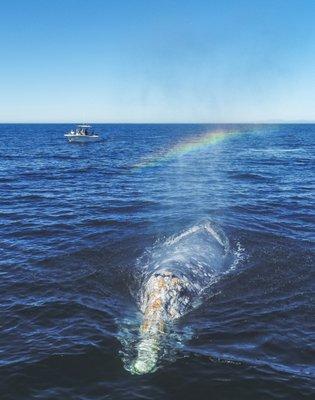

{"left": 0, "top": 123, "right": 314, "bottom": 399}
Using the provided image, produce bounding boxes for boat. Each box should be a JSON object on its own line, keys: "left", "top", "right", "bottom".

{"left": 64, "top": 125, "right": 101, "bottom": 142}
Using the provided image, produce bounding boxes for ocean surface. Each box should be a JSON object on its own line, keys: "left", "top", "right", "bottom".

{"left": 0, "top": 123, "right": 314, "bottom": 399}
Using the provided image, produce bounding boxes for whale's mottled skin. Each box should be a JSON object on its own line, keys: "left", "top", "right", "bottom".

{"left": 132, "top": 270, "right": 193, "bottom": 374}
{"left": 127, "top": 222, "right": 231, "bottom": 374}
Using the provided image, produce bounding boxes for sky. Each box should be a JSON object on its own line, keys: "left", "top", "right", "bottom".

{"left": 0, "top": 0, "right": 315, "bottom": 123}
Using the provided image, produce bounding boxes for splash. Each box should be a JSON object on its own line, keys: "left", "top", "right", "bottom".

{"left": 118, "top": 221, "right": 243, "bottom": 374}
{"left": 133, "top": 129, "right": 244, "bottom": 170}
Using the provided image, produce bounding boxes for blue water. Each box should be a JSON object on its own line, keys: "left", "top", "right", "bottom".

{"left": 0, "top": 124, "right": 314, "bottom": 399}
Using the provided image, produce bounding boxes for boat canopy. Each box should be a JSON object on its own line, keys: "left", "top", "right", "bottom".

{"left": 77, "top": 124, "right": 91, "bottom": 128}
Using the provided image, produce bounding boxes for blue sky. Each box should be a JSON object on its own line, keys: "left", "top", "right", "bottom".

{"left": 1, "top": 0, "right": 315, "bottom": 122}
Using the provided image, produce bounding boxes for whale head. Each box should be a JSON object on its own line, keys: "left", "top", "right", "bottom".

{"left": 131, "top": 270, "right": 192, "bottom": 374}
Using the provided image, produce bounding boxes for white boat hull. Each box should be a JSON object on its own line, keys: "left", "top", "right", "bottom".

{"left": 65, "top": 134, "right": 101, "bottom": 143}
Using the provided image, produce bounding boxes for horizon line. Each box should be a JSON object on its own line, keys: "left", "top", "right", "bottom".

{"left": 1, "top": 121, "right": 315, "bottom": 125}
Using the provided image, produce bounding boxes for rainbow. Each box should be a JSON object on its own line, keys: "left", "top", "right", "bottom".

{"left": 133, "top": 129, "right": 243, "bottom": 170}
